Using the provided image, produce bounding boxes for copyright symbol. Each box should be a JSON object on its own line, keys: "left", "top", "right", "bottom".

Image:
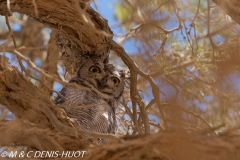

{"left": 1, "top": 151, "right": 8, "bottom": 157}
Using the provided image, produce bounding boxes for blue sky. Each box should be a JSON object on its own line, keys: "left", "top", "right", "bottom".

{"left": 91, "top": 0, "right": 137, "bottom": 53}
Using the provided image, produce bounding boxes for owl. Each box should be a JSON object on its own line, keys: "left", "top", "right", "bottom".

{"left": 55, "top": 57, "right": 125, "bottom": 143}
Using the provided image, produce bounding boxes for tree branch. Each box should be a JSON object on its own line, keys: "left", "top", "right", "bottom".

{"left": 212, "top": 0, "right": 240, "bottom": 25}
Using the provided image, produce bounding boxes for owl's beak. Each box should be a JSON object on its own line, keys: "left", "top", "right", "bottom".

{"left": 100, "top": 77, "right": 107, "bottom": 89}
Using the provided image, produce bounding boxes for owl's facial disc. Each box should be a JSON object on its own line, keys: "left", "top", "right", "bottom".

{"left": 99, "top": 74, "right": 122, "bottom": 98}
{"left": 86, "top": 64, "right": 106, "bottom": 89}
{"left": 100, "top": 76, "right": 120, "bottom": 89}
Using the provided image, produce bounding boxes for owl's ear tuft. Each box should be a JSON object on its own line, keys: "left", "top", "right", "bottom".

{"left": 104, "top": 63, "right": 115, "bottom": 72}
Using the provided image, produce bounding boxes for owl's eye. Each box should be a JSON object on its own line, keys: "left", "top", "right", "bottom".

{"left": 89, "top": 66, "right": 100, "bottom": 73}
{"left": 111, "top": 77, "right": 120, "bottom": 86}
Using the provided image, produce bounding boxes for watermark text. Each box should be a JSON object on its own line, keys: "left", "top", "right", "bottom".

{"left": 1, "top": 151, "right": 86, "bottom": 158}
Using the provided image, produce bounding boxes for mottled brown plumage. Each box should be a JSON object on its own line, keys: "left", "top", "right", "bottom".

{"left": 55, "top": 57, "right": 125, "bottom": 143}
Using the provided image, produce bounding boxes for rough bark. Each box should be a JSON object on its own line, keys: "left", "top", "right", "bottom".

{"left": 0, "top": 1, "right": 240, "bottom": 160}
{"left": 0, "top": 0, "right": 112, "bottom": 51}
{"left": 39, "top": 31, "right": 59, "bottom": 96}
{"left": 0, "top": 0, "right": 113, "bottom": 74}
{"left": 85, "top": 131, "right": 240, "bottom": 160}
{"left": 0, "top": 56, "right": 113, "bottom": 151}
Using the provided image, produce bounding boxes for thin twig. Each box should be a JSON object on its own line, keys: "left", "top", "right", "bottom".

{"left": 150, "top": 1, "right": 170, "bottom": 15}
{"left": 32, "top": 0, "right": 39, "bottom": 17}
{"left": 111, "top": 40, "right": 168, "bottom": 130}
{"left": 145, "top": 99, "right": 156, "bottom": 111}
{"left": 5, "top": 14, "right": 26, "bottom": 73}
{"left": 12, "top": 50, "right": 113, "bottom": 101}
{"left": 161, "top": 103, "right": 217, "bottom": 135}
{"left": 6, "top": 0, "right": 12, "bottom": 15}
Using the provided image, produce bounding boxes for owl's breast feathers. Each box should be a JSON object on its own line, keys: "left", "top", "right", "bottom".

{"left": 54, "top": 78, "right": 116, "bottom": 135}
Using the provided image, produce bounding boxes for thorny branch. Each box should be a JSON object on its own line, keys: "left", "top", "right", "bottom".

{"left": 111, "top": 40, "right": 168, "bottom": 131}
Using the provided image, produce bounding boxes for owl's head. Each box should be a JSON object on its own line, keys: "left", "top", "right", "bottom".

{"left": 76, "top": 58, "right": 128, "bottom": 99}
{"left": 98, "top": 64, "right": 127, "bottom": 100}
{"left": 76, "top": 57, "right": 106, "bottom": 89}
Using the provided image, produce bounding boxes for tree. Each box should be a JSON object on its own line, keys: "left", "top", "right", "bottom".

{"left": 0, "top": 0, "right": 240, "bottom": 159}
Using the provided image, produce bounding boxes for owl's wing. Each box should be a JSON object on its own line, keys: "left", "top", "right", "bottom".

{"left": 90, "top": 104, "right": 116, "bottom": 134}
{"left": 65, "top": 103, "right": 116, "bottom": 145}
{"left": 55, "top": 83, "right": 116, "bottom": 134}
{"left": 66, "top": 103, "right": 116, "bottom": 134}
{"left": 55, "top": 78, "right": 85, "bottom": 105}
